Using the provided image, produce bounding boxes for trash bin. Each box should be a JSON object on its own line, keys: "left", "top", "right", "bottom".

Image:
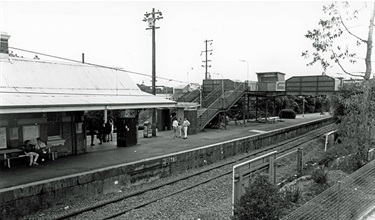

{"left": 143, "top": 121, "right": 152, "bottom": 138}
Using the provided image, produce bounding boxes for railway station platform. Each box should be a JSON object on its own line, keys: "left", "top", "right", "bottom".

{"left": 0, "top": 113, "right": 331, "bottom": 190}
{"left": 1, "top": 113, "right": 334, "bottom": 220}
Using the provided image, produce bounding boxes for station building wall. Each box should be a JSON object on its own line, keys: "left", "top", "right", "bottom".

{"left": 0, "top": 111, "right": 86, "bottom": 156}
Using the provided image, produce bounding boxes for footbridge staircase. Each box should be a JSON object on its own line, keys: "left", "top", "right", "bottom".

{"left": 197, "top": 82, "right": 247, "bottom": 131}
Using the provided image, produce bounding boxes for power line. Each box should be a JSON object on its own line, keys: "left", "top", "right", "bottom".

{"left": 8, "top": 46, "right": 188, "bottom": 84}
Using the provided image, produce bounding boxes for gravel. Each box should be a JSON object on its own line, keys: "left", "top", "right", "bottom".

{"left": 21, "top": 137, "right": 325, "bottom": 220}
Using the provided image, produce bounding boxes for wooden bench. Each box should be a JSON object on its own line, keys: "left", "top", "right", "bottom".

{"left": 1, "top": 148, "right": 57, "bottom": 168}
{"left": 0, "top": 148, "right": 26, "bottom": 168}
{"left": 48, "top": 149, "right": 57, "bottom": 161}
{"left": 6, "top": 154, "right": 29, "bottom": 168}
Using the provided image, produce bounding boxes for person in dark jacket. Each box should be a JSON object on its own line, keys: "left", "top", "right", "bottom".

{"left": 97, "top": 121, "right": 104, "bottom": 145}
{"left": 104, "top": 120, "right": 112, "bottom": 142}
{"left": 88, "top": 121, "right": 96, "bottom": 146}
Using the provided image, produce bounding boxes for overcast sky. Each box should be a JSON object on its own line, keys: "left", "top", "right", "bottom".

{"left": 0, "top": 1, "right": 372, "bottom": 87}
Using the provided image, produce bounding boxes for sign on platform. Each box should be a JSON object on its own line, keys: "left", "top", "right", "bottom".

{"left": 232, "top": 151, "right": 277, "bottom": 213}
{"left": 324, "top": 130, "right": 337, "bottom": 151}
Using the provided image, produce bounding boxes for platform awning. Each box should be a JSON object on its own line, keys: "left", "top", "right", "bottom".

{"left": 0, "top": 57, "right": 176, "bottom": 114}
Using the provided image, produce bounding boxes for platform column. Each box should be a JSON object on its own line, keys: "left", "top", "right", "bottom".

{"left": 103, "top": 107, "right": 108, "bottom": 123}
{"left": 242, "top": 95, "right": 246, "bottom": 127}
{"left": 256, "top": 96, "right": 258, "bottom": 119}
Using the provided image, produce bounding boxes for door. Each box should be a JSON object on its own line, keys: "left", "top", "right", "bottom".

{"left": 116, "top": 118, "right": 138, "bottom": 147}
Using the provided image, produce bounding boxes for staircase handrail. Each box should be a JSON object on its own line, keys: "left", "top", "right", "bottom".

{"left": 197, "top": 82, "right": 246, "bottom": 131}
{"left": 202, "top": 82, "right": 225, "bottom": 107}
{"left": 177, "top": 90, "right": 200, "bottom": 102}
{"left": 223, "top": 82, "right": 247, "bottom": 109}
{"left": 197, "top": 108, "right": 218, "bottom": 131}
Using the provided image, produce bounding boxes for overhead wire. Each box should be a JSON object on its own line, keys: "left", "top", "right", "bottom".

{"left": 8, "top": 46, "right": 189, "bottom": 84}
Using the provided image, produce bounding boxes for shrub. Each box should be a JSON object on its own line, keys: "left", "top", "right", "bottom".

{"left": 318, "top": 149, "right": 337, "bottom": 167}
{"left": 311, "top": 168, "right": 328, "bottom": 184}
{"left": 279, "top": 109, "right": 296, "bottom": 119}
{"left": 335, "top": 153, "right": 364, "bottom": 174}
{"left": 232, "top": 173, "right": 285, "bottom": 220}
{"left": 282, "top": 185, "right": 301, "bottom": 204}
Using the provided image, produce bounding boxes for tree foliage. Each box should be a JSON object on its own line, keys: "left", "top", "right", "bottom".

{"left": 304, "top": 2, "right": 375, "bottom": 161}
{"left": 302, "top": 2, "right": 374, "bottom": 79}
{"left": 332, "top": 80, "right": 375, "bottom": 161}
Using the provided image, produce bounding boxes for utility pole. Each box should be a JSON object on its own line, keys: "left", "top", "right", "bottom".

{"left": 143, "top": 8, "right": 163, "bottom": 137}
{"left": 201, "top": 40, "right": 213, "bottom": 80}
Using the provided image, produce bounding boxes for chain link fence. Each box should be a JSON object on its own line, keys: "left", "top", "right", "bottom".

{"left": 282, "top": 159, "right": 375, "bottom": 220}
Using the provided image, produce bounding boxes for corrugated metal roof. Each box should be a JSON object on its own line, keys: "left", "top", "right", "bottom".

{"left": 0, "top": 57, "right": 176, "bottom": 114}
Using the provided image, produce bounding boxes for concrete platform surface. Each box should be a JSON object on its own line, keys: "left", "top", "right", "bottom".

{"left": 0, "top": 113, "right": 331, "bottom": 190}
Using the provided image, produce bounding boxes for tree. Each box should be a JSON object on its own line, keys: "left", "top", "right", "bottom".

{"left": 303, "top": 2, "right": 375, "bottom": 159}
{"left": 232, "top": 173, "right": 285, "bottom": 220}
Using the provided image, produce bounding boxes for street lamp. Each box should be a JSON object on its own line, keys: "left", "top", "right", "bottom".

{"left": 239, "top": 59, "right": 249, "bottom": 82}
{"left": 187, "top": 67, "right": 193, "bottom": 85}
{"left": 165, "top": 79, "right": 172, "bottom": 99}
{"left": 302, "top": 97, "right": 305, "bottom": 117}
{"left": 299, "top": 96, "right": 305, "bottom": 117}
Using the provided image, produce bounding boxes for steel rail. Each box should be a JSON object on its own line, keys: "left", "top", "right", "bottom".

{"left": 53, "top": 124, "right": 334, "bottom": 220}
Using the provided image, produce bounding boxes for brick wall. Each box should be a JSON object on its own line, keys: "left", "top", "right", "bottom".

{"left": 0, "top": 112, "right": 86, "bottom": 156}
{"left": 184, "top": 110, "right": 197, "bottom": 135}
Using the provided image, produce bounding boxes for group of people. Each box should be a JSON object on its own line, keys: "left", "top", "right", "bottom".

{"left": 172, "top": 118, "right": 190, "bottom": 139}
{"left": 88, "top": 120, "right": 113, "bottom": 146}
{"left": 21, "top": 137, "right": 50, "bottom": 166}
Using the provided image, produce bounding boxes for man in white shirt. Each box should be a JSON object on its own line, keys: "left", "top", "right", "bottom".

{"left": 182, "top": 118, "right": 190, "bottom": 139}
{"left": 172, "top": 119, "right": 179, "bottom": 139}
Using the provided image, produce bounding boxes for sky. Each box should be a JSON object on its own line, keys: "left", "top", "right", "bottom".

{"left": 0, "top": 1, "right": 373, "bottom": 88}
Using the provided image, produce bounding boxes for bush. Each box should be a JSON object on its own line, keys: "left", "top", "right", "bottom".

{"left": 318, "top": 149, "right": 337, "bottom": 167}
{"left": 335, "top": 153, "right": 364, "bottom": 174}
{"left": 282, "top": 186, "right": 302, "bottom": 204}
{"left": 279, "top": 109, "right": 296, "bottom": 119}
{"left": 232, "top": 173, "right": 285, "bottom": 220}
{"left": 311, "top": 168, "right": 328, "bottom": 184}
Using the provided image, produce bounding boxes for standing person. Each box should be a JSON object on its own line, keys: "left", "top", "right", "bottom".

{"left": 172, "top": 119, "right": 179, "bottom": 139}
{"left": 97, "top": 121, "right": 104, "bottom": 145}
{"left": 182, "top": 118, "right": 190, "bottom": 139}
{"left": 177, "top": 118, "right": 183, "bottom": 138}
{"left": 88, "top": 121, "right": 95, "bottom": 146}
{"left": 21, "top": 140, "right": 39, "bottom": 166}
{"left": 104, "top": 120, "right": 112, "bottom": 142}
{"left": 109, "top": 119, "right": 114, "bottom": 141}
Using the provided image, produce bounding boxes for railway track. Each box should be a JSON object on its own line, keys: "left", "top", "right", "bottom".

{"left": 54, "top": 124, "right": 335, "bottom": 220}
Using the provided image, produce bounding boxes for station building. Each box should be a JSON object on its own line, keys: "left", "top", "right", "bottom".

{"left": 0, "top": 33, "right": 175, "bottom": 157}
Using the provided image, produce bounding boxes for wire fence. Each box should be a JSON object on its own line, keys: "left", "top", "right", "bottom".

{"left": 282, "top": 159, "right": 375, "bottom": 220}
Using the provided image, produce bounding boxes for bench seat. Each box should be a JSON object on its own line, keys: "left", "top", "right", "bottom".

{"left": 6, "top": 154, "right": 29, "bottom": 168}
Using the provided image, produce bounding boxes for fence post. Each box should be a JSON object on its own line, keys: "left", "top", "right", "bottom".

{"left": 367, "top": 148, "right": 374, "bottom": 162}
{"left": 297, "top": 148, "right": 303, "bottom": 176}
{"left": 336, "top": 180, "right": 341, "bottom": 220}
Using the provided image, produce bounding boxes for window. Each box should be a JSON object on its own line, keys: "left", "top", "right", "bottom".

{"left": 47, "top": 112, "right": 62, "bottom": 139}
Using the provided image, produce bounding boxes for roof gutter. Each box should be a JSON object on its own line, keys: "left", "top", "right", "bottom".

{"left": 0, "top": 103, "right": 177, "bottom": 114}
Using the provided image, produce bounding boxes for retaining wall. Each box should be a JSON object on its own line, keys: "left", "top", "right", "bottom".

{"left": 0, "top": 117, "right": 332, "bottom": 219}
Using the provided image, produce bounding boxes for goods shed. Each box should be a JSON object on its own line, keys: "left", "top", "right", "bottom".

{"left": 286, "top": 75, "right": 340, "bottom": 95}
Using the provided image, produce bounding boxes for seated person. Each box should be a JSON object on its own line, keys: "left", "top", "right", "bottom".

{"left": 36, "top": 137, "right": 49, "bottom": 162}
{"left": 21, "top": 140, "right": 39, "bottom": 166}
